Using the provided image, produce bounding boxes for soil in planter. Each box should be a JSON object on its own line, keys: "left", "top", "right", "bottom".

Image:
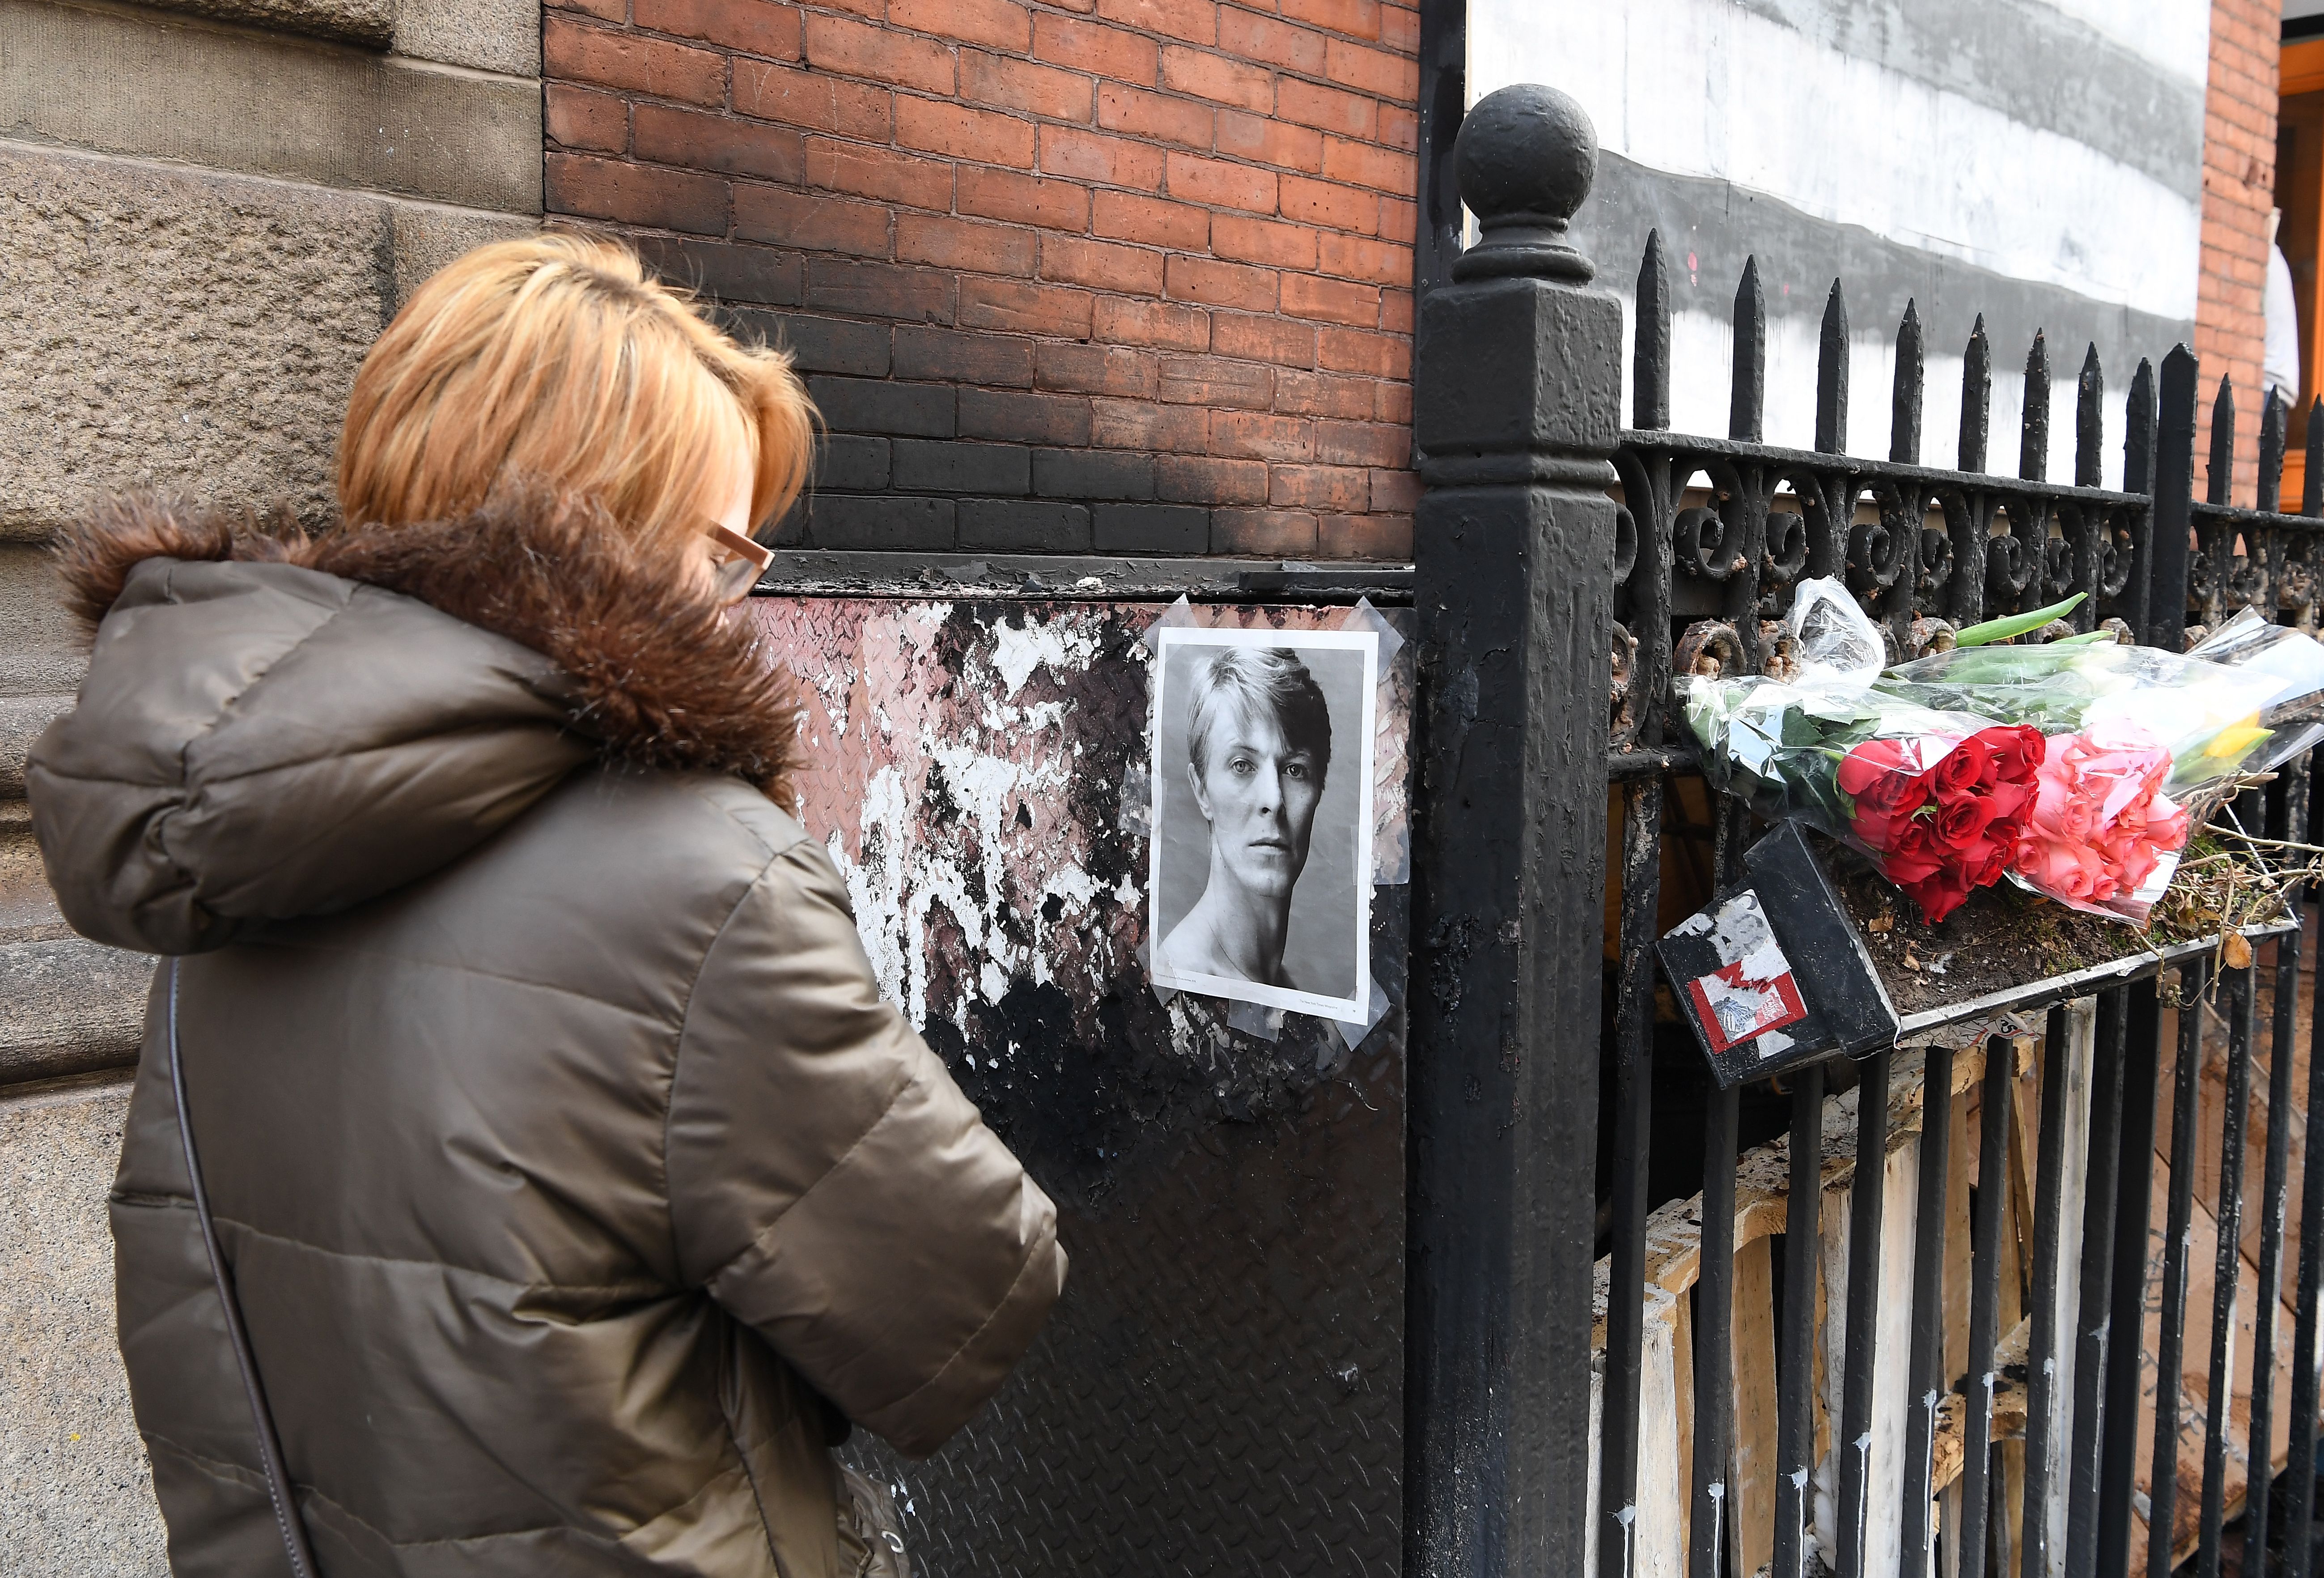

{"left": 1819, "top": 834, "right": 2281, "bottom": 1017}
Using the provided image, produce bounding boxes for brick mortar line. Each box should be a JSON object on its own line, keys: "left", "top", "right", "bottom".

{"left": 550, "top": 0, "right": 1422, "bottom": 60}
{"left": 602, "top": 21, "right": 1421, "bottom": 120}
{"left": 544, "top": 149, "right": 1419, "bottom": 310}
{"left": 542, "top": 7, "right": 1421, "bottom": 136}
{"left": 544, "top": 138, "right": 1417, "bottom": 239}
{"left": 544, "top": 47, "right": 1418, "bottom": 183}
{"left": 552, "top": 153, "right": 1412, "bottom": 283}
{"left": 545, "top": 131, "right": 1416, "bottom": 232}
{"left": 544, "top": 231, "right": 1413, "bottom": 401}
{"left": 753, "top": 123, "right": 1412, "bottom": 198}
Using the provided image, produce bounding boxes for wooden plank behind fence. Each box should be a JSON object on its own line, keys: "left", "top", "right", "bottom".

{"left": 1729, "top": 1235, "right": 1778, "bottom": 1578}
{"left": 1573, "top": 1014, "right": 2322, "bottom": 1577}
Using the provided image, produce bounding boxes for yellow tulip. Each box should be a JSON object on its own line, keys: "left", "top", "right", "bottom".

{"left": 2204, "top": 718, "right": 2269, "bottom": 759}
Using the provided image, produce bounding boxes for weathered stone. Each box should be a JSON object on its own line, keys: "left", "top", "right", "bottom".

{"left": 390, "top": 200, "right": 541, "bottom": 309}
{"left": 134, "top": 0, "right": 540, "bottom": 72}
{"left": 0, "top": 938, "right": 149, "bottom": 1083}
{"left": 0, "top": 545, "right": 77, "bottom": 652}
{"left": 0, "top": 810, "right": 64, "bottom": 936}
{"left": 0, "top": 1074, "right": 165, "bottom": 1573}
{"left": 0, "top": 145, "right": 390, "bottom": 540}
{"left": 0, "top": 544, "right": 86, "bottom": 697}
{"left": 0, "top": 0, "right": 541, "bottom": 213}
{"left": 0, "top": 696, "right": 69, "bottom": 797}
{"left": 395, "top": 0, "right": 539, "bottom": 76}
{"left": 141, "top": 0, "right": 391, "bottom": 48}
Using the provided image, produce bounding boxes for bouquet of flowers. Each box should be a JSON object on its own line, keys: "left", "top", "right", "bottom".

{"left": 1828, "top": 723, "right": 2047, "bottom": 923}
{"left": 1682, "top": 579, "right": 2324, "bottom": 925}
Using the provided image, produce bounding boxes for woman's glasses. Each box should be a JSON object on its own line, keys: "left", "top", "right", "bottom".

{"left": 703, "top": 519, "right": 774, "bottom": 603}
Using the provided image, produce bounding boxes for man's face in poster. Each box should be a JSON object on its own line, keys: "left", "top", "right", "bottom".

{"left": 1186, "top": 691, "right": 1326, "bottom": 904}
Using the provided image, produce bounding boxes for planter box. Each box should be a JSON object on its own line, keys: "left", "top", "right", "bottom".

{"left": 1658, "top": 821, "right": 2294, "bottom": 1089}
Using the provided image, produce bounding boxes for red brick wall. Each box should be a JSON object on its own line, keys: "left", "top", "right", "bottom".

{"left": 543, "top": 0, "right": 1421, "bottom": 559}
{"left": 2197, "top": 0, "right": 2278, "bottom": 504}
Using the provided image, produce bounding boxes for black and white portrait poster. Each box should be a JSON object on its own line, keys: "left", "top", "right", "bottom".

{"left": 1148, "top": 625, "right": 1378, "bottom": 1021}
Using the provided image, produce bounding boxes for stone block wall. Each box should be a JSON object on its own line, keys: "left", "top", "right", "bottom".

{"left": 541, "top": 0, "right": 1423, "bottom": 560}
{"left": 0, "top": 0, "right": 542, "bottom": 1562}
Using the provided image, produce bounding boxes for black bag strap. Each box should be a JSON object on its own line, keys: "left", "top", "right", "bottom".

{"left": 165, "top": 958, "right": 322, "bottom": 1578}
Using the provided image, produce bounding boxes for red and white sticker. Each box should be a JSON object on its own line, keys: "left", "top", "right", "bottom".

{"left": 1686, "top": 958, "right": 1809, "bottom": 1054}
{"left": 1673, "top": 890, "right": 1809, "bottom": 1055}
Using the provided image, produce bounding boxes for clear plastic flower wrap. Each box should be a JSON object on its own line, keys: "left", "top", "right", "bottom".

{"left": 1681, "top": 578, "right": 2324, "bottom": 926}
{"left": 1681, "top": 581, "right": 2050, "bottom": 924}
{"left": 1876, "top": 628, "right": 2290, "bottom": 921}
{"left": 2186, "top": 607, "right": 2324, "bottom": 771}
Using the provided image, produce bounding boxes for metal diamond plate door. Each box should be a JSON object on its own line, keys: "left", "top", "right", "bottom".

{"left": 755, "top": 596, "right": 1409, "bottom": 1578}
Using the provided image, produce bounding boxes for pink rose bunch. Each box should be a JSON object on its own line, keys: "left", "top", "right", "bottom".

{"left": 2012, "top": 720, "right": 2192, "bottom": 910}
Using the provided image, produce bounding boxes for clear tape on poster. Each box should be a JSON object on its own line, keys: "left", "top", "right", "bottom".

{"left": 1117, "top": 770, "right": 1152, "bottom": 840}
{"left": 1120, "top": 595, "right": 1199, "bottom": 839}
{"left": 1341, "top": 595, "right": 1404, "bottom": 663}
{"left": 1329, "top": 975, "right": 1393, "bottom": 1053}
{"left": 1139, "top": 592, "right": 1198, "bottom": 654}
{"left": 1225, "top": 999, "right": 1285, "bottom": 1042}
{"left": 1134, "top": 934, "right": 1176, "bottom": 1008}
{"left": 1345, "top": 596, "right": 1411, "bottom": 885}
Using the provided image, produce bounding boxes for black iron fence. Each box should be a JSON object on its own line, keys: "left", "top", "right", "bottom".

{"left": 1408, "top": 85, "right": 2324, "bottom": 1578}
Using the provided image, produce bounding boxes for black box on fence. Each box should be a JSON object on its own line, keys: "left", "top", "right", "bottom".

{"left": 1655, "top": 821, "right": 1897, "bottom": 1088}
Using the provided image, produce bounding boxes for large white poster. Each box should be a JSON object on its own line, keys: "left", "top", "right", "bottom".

{"left": 1147, "top": 626, "right": 1378, "bottom": 1023}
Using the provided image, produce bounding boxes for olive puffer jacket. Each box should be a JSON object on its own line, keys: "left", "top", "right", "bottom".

{"left": 28, "top": 497, "right": 1065, "bottom": 1578}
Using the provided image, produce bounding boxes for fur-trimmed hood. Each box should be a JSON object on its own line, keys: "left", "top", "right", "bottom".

{"left": 29, "top": 493, "right": 805, "bottom": 955}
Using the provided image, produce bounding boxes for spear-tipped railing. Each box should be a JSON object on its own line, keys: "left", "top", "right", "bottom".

{"left": 1419, "top": 78, "right": 2324, "bottom": 1578}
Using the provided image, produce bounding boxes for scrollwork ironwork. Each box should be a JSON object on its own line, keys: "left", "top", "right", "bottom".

{"left": 1602, "top": 232, "right": 2231, "bottom": 766}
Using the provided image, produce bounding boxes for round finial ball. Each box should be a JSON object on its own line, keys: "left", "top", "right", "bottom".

{"left": 1454, "top": 84, "right": 1597, "bottom": 226}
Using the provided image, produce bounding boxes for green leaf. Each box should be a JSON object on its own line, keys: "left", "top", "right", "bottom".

{"left": 2049, "top": 628, "right": 2118, "bottom": 646}
{"left": 1951, "top": 593, "right": 2088, "bottom": 648}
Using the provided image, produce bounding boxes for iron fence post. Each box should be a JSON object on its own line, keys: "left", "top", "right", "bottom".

{"left": 1406, "top": 83, "right": 1622, "bottom": 1578}
{"left": 2148, "top": 347, "right": 2198, "bottom": 649}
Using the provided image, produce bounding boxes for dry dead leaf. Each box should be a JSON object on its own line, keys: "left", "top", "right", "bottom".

{"left": 2223, "top": 931, "right": 2254, "bottom": 970}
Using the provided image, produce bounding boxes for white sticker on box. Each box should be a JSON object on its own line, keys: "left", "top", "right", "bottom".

{"left": 1668, "top": 890, "right": 1810, "bottom": 1056}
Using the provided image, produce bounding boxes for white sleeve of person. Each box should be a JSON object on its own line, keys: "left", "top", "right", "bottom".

{"left": 2266, "top": 244, "right": 2301, "bottom": 401}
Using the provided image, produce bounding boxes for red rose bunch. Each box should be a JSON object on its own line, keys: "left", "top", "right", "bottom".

{"left": 1834, "top": 724, "right": 2046, "bottom": 923}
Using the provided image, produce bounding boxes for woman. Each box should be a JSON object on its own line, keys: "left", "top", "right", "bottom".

{"left": 28, "top": 237, "right": 1064, "bottom": 1577}
{"left": 1155, "top": 646, "right": 1332, "bottom": 991}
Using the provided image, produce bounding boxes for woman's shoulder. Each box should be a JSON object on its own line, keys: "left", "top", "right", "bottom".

{"left": 515, "top": 765, "right": 826, "bottom": 912}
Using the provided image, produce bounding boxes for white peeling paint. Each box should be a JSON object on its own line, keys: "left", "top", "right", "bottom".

{"left": 989, "top": 618, "right": 1100, "bottom": 698}
{"left": 1042, "top": 863, "right": 1102, "bottom": 910}
{"left": 820, "top": 609, "right": 1125, "bottom": 1036}
{"left": 832, "top": 764, "right": 923, "bottom": 1026}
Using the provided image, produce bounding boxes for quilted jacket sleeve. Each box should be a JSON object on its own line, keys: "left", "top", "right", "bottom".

{"left": 665, "top": 833, "right": 1066, "bottom": 1459}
